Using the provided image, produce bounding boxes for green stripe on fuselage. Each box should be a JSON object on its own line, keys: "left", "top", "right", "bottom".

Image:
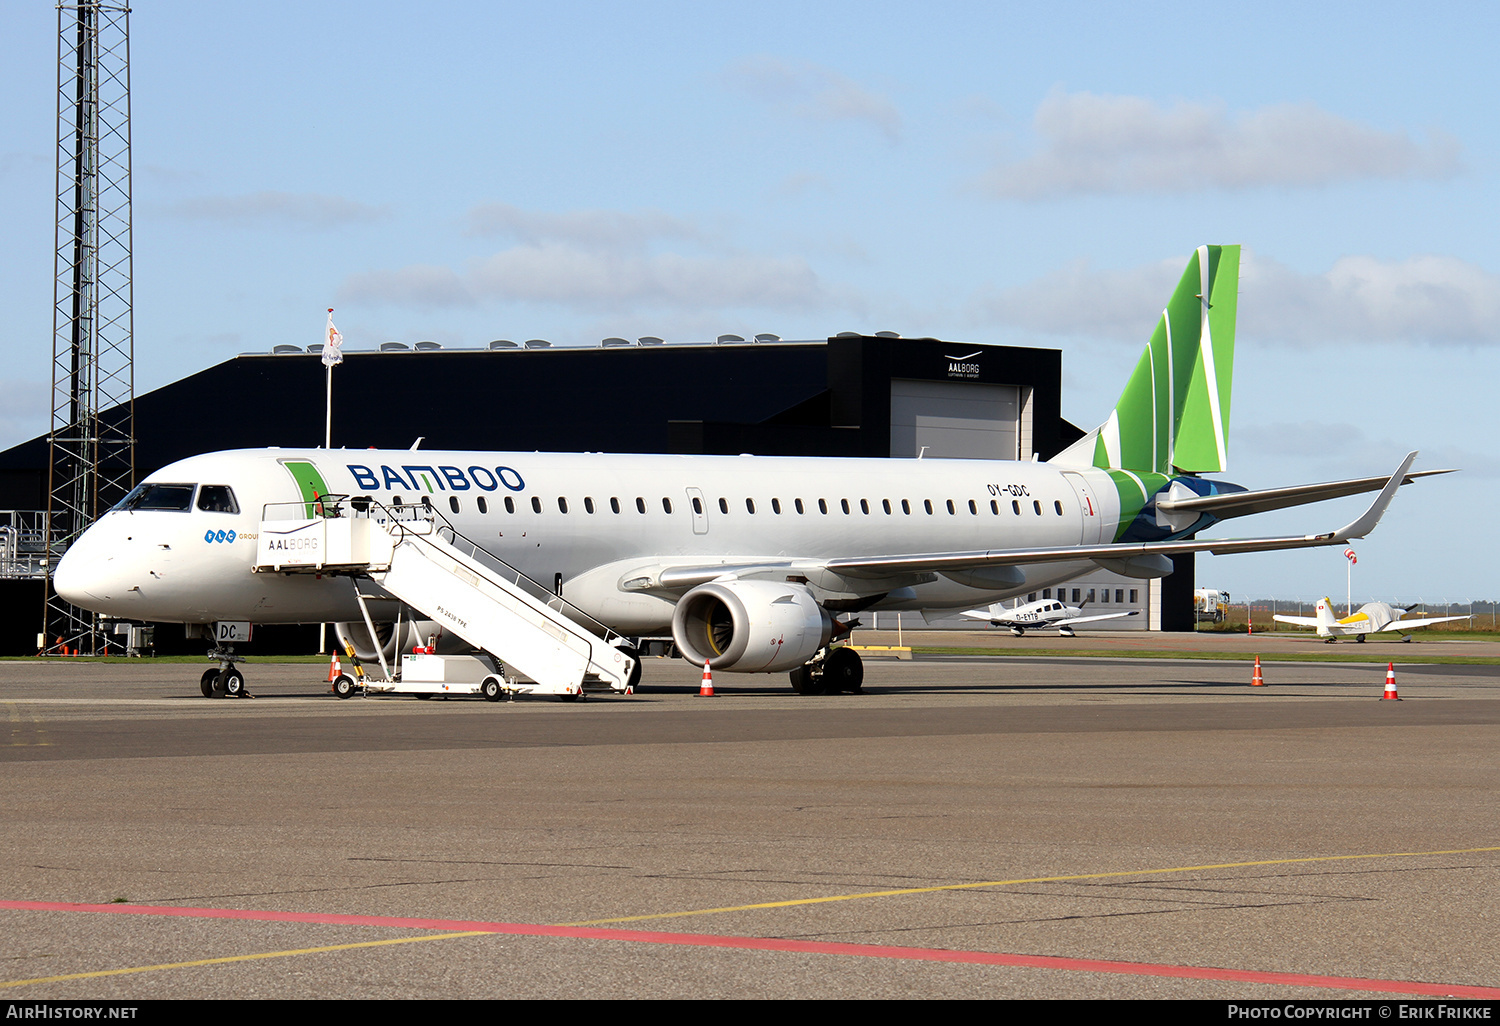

{"left": 281, "top": 460, "right": 332, "bottom": 518}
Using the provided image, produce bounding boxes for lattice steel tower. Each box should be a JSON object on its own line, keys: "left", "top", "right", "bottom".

{"left": 44, "top": 2, "right": 135, "bottom": 655}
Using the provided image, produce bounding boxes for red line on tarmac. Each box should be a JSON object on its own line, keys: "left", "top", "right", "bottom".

{"left": 4, "top": 899, "right": 1496, "bottom": 999}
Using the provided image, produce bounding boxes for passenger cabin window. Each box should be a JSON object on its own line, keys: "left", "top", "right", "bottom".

{"left": 1012, "top": 500, "right": 1021, "bottom": 514}
{"left": 421, "top": 496, "right": 432, "bottom": 510}
{"left": 611, "top": 497, "right": 621, "bottom": 514}
{"left": 946, "top": 500, "right": 955, "bottom": 515}
{"left": 661, "top": 497, "right": 672, "bottom": 514}
{"left": 557, "top": 497, "right": 568, "bottom": 513}
{"left": 924, "top": 500, "right": 933, "bottom": 515}
{"left": 636, "top": 497, "right": 646, "bottom": 514}
{"left": 1054, "top": 500, "right": 1064, "bottom": 515}
{"left": 584, "top": 497, "right": 595, "bottom": 514}
{"left": 746, "top": 498, "right": 756, "bottom": 514}
{"left": 196, "top": 485, "right": 239, "bottom": 514}
{"left": 969, "top": 499, "right": 978, "bottom": 515}
{"left": 772, "top": 498, "right": 782, "bottom": 514}
{"left": 882, "top": 499, "right": 891, "bottom": 514}
{"left": 1033, "top": 500, "right": 1042, "bottom": 515}
{"left": 477, "top": 496, "right": 488, "bottom": 514}
{"left": 115, "top": 483, "right": 195, "bottom": 512}
{"left": 531, "top": 497, "right": 542, "bottom": 513}
{"left": 840, "top": 499, "right": 850, "bottom": 514}
{"left": 449, "top": 497, "right": 460, "bottom": 514}
{"left": 860, "top": 499, "right": 870, "bottom": 514}
{"left": 692, "top": 497, "right": 703, "bottom": 515}
{"left": 902, "top": 499, "right": 911, "bottom": 515}
{"left": 795, "top": 499, "right": 805, "bottom": 514}
{"left": 818, "top": 499, "right": 828, "bottom": 514}
{"left": 718, "top": 498, "right": 728, "bottom": 514}
{"left": 504, "top": 496, "right": 514, "bottom": 513}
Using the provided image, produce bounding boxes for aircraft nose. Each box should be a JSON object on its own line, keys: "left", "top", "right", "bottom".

{"left": 53, "top": 524, "right": 114, "bottom": 608}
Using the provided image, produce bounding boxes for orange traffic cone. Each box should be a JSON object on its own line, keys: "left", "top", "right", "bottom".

{"left": 698, "top": 659, "right": 715, "bottom": 697}
{"left": 327, "top": 650, "right": 342, "bottom": 683}
{"left": 1381, "top": 662, "right": 1401, "bottom": 701}
{"left": 1251, "top": 655, "right": 1266, "bottom": 687}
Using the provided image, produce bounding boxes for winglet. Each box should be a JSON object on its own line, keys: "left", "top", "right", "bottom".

{"left": 1333, "top": 452, "right": 1417, "bottom": 541}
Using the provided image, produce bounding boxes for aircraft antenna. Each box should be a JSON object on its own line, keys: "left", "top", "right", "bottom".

{"left": 43, "top": 2, "right": 135, "bottom": 656}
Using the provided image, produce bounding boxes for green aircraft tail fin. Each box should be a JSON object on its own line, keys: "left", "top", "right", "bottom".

{"left": 1059, "top": 244, "right": 1240, "bottom": 475}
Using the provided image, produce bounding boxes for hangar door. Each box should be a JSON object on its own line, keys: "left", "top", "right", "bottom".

{"left": 889, "top": 379, "right": 1020, "bottom": 460}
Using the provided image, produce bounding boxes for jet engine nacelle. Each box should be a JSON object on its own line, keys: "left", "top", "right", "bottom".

{"left": 333, "top": 618, "right": 462, "bottom": 663}
{"left": 672, "top": 579, "right": 832, "bottom": 673}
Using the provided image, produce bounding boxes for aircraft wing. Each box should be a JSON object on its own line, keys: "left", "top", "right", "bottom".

{"left": 1384, "top": 614, "right": 1472, "bottom": 630}
{"left": 1155, "top": 466, "right": 1452, "bottom": 521}
{"left": 1065, "top": 610, "right": 1141, "bottom": 626}
{"left": 960, "top": 608, "right": 1004, "bottom": 622}
{"left": 641, "top": 454, "right": 1416, "bottom": 596}
{"left": 1272, "top": 615, "right": 1322, "bottom": 627}
{"left": 827, "top": 452, "right": 1418, "bottom": 581}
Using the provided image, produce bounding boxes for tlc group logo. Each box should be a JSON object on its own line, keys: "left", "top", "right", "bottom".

{"left": 204, "top": 529, "right": 237, "bottom": 544}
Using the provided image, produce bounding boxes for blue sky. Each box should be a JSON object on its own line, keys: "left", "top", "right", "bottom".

{"left": 1, "top": 0, "right": 1496, "bottom": 601}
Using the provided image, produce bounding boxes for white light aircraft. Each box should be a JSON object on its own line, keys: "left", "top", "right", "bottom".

{"left": 1273, "top": 597, "right": 1470, "bottom": 642}
{"left": 961, "top": 598, "right": 1140, "bottom": 636}
{"left": 53, "top": 246, "right": 1451, "bottom": 697}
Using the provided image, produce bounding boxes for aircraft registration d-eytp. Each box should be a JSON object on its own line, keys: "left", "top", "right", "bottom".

{"left": 53, "top": 245, "right": 1452, "bottom": 697}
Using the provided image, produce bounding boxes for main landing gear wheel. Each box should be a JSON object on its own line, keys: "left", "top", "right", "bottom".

{"left": 332, "top": 673, "right": 358, "bottom": 699}
{"left": 218, "top": 668, "right": 246, "bottom": 698}
{"left": 822, "top": 647, "right": 864, "bottom": 694}
{"left": 789, "top": 664, "right": 825, "bottom": 696}
{"left": 200, "top": 668, "right": 218, "bottom": 698}
{"left": 481, "top": 676, "right": 503, "bottom": 702}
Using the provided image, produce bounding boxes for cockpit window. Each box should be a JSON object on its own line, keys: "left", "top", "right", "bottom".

{"left": 113, "top": 483, "right": 195, "bottom": 512}
{"left": 197, "top": 485, "right": 240, "bottom": 514}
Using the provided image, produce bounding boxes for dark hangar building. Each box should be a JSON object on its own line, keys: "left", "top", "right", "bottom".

{"left": 0, "top": 334, "right": 1194, "bottom": 653}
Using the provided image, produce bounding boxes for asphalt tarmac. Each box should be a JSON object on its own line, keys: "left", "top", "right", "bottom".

{"left": 1, "top": 635, "right": 1497, "bottom": 1000}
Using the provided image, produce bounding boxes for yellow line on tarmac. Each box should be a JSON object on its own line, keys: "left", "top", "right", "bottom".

{"left": 0, "top": 930, "right": 488, "bottom": 989}
{"left": 560, "top": 845, "right": 1500, "bottom": 927}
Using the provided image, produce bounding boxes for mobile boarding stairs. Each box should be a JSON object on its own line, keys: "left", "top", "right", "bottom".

{"left": 252, "top": 498, "right": 636, "bottom": 700}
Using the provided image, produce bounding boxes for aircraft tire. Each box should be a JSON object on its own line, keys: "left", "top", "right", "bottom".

{"left": 789, "top": 664, "right": 824, "bottom": 696}
{"left": 200, "top": 668, "right": 218, "bottom": 698}
{"left": 823, "top": 647, "right": 864, "bottom": 694}
{"left": 332, "top": 673, "right": 357, "bottom": 699}
{"left": 481, "top": 676, "right": 503, "bottom": 702}
{"left": 626, "top": 652, "right": 643, "bottom": 690}
{"left": 219, "top": 668, "right": 245, "bottom": 698}
{"left": 558, "top": 693, "right": 580, "bottom": 702}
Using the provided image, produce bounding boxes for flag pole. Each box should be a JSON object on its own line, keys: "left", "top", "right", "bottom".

{"left": 322, "top": 308, "right": 343, "bottom": 448}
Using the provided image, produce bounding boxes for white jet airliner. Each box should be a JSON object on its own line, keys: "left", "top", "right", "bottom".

{"left": 52, "top": 246, "right": 1448, "bottom": 697}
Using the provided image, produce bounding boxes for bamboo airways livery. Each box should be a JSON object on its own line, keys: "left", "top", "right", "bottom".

{"left": 1273, "top": 597, "right": 1470, "bottom": 642}
{"left": 53, "top": 246, "right": 1450, "bottom": 696}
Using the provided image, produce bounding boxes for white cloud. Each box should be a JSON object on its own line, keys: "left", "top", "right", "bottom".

{"left": 338, "top": 264, "right": 473, "bottom": 308}
{"left": 983, "top": 90, "right": 1460, "bottom": 199}
{"left": 342, "top": 245, "right": 830, "bottom": 314}
{"left": 724, "top": 56, "right": 901, "bottom": 143}
{"left": 973, "top": 249, "right": 1500, "bottom": 346}
{"left": 973, "top": 254, "right": 1182, "bottom": 338}
{"left": 164, "top": 191, "right": 389, "bottom": 228}
{"left": 468, "top": 243, "right": 828, "bottom": 311}
{"left": 465, "top": 203, "right": 702, "bottom": 248}
{"left": 1244, "top": 253, "right": 1500, "bottom": 345}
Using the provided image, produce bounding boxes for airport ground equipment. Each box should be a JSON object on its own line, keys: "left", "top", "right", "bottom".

{"left": 255, "top": 500, "right": 635, "bottom": 700}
